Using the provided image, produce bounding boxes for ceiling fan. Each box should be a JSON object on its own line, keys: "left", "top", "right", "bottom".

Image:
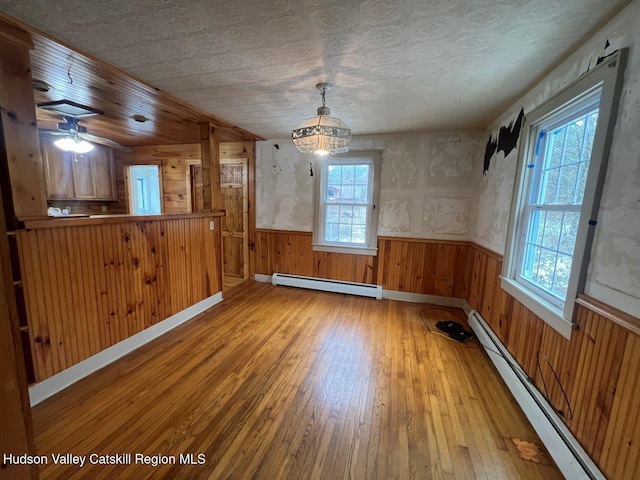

{"left": 39, "top": 116, "right": 132, "bottom": 153}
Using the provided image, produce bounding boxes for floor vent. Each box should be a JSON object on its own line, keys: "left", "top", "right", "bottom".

{"left": 271, "top": 273, "right": 382, "bottom": 299}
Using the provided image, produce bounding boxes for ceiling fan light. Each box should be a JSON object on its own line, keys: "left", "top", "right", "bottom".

{"left": 54, "top": 136, "right": 95, "bottom": 154}
{"left": 292, "top": 83, "right": 351, "bottom": 156}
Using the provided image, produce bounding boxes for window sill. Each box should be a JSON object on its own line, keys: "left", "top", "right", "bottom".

{"left": 312, "top": 243, "right": 378, "bottom": 256}
{"left": 500, "top": 277, "right": 574, "bottom": 340}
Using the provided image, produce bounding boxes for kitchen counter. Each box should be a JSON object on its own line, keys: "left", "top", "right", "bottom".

{"left": 21, "top": 211, "right": 226, "bottom": 229}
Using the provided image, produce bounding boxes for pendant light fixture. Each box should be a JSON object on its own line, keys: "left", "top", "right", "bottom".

{"left": 291, "top": 82, "right": 351, "bottom": 156}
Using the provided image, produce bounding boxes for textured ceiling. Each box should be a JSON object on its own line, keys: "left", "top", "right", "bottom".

{"left": 0, "top": 0, "right": 630, "bottom": 139}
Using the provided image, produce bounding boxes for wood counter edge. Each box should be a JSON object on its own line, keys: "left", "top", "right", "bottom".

{"left": 21, "top": 211, "right": 226, "bottom": 229}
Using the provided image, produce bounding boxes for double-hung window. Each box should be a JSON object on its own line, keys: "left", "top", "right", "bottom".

{"left": 502, "top": 50, "right": 626, "bottom": 338}
{"left": 313, "top": 151, "right": 381, "bottom": 255}
{"left": 518, "top": 96, "right": 599, "bottom": 308}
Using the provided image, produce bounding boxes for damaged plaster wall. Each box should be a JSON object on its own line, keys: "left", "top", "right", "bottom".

{"left": 472, "top": 0, "right": 640, "bottom": 316}
{"left": 256, "top": 141, "right": 314, "bottom": 231}
{"left": 256, "top": 132, "right": 483, "bottom": 239}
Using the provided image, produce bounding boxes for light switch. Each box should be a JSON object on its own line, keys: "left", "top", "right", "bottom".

{"left": 210, "top": 221, "right": 215, "bottom": 230}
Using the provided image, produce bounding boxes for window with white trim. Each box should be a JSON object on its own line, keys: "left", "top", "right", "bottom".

{"left": 517, "top": 96, "right": 599, "bottom": 309}
{"left": 502, "top": 50, "right": 626, "bottom": 339}
{"left": 313, "top": 151, "right": 381, "bottom": 256}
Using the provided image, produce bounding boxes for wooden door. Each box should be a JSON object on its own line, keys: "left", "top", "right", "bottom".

{"left": 190, "top": 164, "right": 204, "bottom": 213}
{"left": 220, "top": 159, "right": 248, "bottom": 279}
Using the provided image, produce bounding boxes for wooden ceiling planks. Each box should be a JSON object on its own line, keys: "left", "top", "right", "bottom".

{"left": 0, "top": 13, "right": 261, "bottom": 147}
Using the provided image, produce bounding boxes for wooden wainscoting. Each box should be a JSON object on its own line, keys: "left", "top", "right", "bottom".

{"left": 377, "top": 237, "right": 473, "bottom": 299}
{"left": 17, "top": 215, "right": 222, "bottom": 382}
{"left": 255, "top": 230, "right": 375, "bottom": 284}
{"left": 254, "top": 228, "right": 640, "bottom": 479}
{"left": 254, "top": 230, "right": 472, "bottom": 295}
{"left": 467, "top": 245, "right": 640, "bottom": 480}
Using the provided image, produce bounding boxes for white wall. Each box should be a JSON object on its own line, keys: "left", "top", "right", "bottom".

{"left": 256, "top": 132, "right": 483, "bottom": 240}
{"left": 256, "top": 1, "right": 640, "bottom": 318}
{"left": 472, "top": 0, "right": 640, "bottom": 317}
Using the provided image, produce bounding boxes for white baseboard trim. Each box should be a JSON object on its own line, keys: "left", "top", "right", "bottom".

{"left": 469, "top": 310, "right": 604, "bottom": 480}
{"left": 28, "top": 292, "right": 224, "bottom": 407}
{"left": 257, "top": 276, "right": 473, "bottom": 314}
{"left": 271, "top": 273, "right": 382, "bottom": 299}
{"left": 382, "top": 289, "right": 473, "bottom": 315}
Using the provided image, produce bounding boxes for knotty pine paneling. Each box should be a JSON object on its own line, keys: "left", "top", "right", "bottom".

{"left": 0, "top": 14, "right": 260, "bottom": 145}
{"left": 47, "top": 200, "right": 116, "bottom": 216}
{"left": 599, "top": 331, "right": 640, "bottom": 479}
{"left": 255, "top": 229, "right": 640, "bottom": 479}
{"left": 254, "top": 231, "right": 470, "bottom": 293}
{"left": 17, "top": 216, "right": 222, "bottom": 382}
{"left": 377, "top": 237, "right": 472, "bottom": 298}
{"left": 223, "top": 235, "right": 244, "bottom": 277}
{"left": 59, "top": 143, "right": 251, "bottom": 217}
{"left": 467, "top": 245, "right": 640, "bottom": 480}
{"left": 254, "top": 230, "right": 375, "bottom": 284}
{"left": 0, "top": 27, "right": 48, "bottom": 222}
{"left": 115, "top": 144, "right": 202, "bottom": 214}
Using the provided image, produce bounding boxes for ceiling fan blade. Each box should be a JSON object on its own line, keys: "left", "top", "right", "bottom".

{"left": 38, "top": 129, "right": 69, "bottom": 136}
{"left": 78, "top": 133, "right": 132, "bottom": 152}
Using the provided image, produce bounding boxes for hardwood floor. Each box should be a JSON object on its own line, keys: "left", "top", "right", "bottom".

{"left": 223, "top": 275, "right": 246, "bottom": 290}
{"left": 33, "top": 282, "right": 562, "bottom": 479}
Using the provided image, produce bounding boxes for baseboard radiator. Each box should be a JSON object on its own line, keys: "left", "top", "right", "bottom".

{"left": 468, "top": 310, "right": 605, "bottom": 480}
{"left": 271, "top": 273, "right": 382, "bottom": 299}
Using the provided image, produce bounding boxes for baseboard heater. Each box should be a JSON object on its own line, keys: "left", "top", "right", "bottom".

{"left": 271, "top": 273, "right": 382, "bottom": 299}
{"left": 468, "top": 310, "right": 605, "bottom": 480}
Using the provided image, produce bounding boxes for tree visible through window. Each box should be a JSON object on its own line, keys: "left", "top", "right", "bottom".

{"left": 501, "top": 49, "right": 626, "bottom": 338}
{"left": 313, "top": 151, "right": 381, "bottom": 255}
{"left": 519, "top": 107, "right": 599, "bottom": 306}
{"left": 325, "top": 163, "right": 370, "bottom": 244}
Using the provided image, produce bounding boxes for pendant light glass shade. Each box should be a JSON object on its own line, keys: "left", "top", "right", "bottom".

{"left": 292, "top": 83, "right": 351, "bottom": 156}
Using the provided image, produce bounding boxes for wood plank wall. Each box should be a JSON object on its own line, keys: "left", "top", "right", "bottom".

{"left": 0, "top": 20, "right": 48, "bottom": 224}
{"left": 255, "top": 228, "right": 640, "bottom": 480}
{"left": 47, "top": 144, "right": 203, "bottom": 216}
{"left": 467, "top": 247, "right": 640, "bottom": 480}
{"left": 114, "top": 144, "right": 202, "bottom": 214}
{"left": 58, "top": 142, "right": 253, "bottom": 218}
{"left": 376, "top": 237, "right": 472, "bottom": 299}
{"left": 17, "top": 216, "right": 222, "bottom": 382}
{"left": 255, "top": 230, "right": 376, "bottom": 284}
{"left": 254, "top": 230, "right": 470, "bottom": 296}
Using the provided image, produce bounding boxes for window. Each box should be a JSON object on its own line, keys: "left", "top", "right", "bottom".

{"left": 313, "top": 151, "right": 381, "bottom": 255}
{"left": 128, "top": 165, "right": 162, "bottom": 215}
{"left": 502, "top": 50, "right": 626, "bottom": 338}
{"left": 136, "top": 177, "right": 148, "bottom": 211}
{"left": 518, "top": 97, "right": 599, "bottom": 308}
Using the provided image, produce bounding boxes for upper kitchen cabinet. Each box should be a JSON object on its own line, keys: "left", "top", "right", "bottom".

{"left": 41, "top": 135, "right": 74, "bottom": 199}
{"left": 41, "top": 135, "right": 117, "bottom": 201}
{"left": 90, "top": 147, "right": 117, "bottom": 199}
